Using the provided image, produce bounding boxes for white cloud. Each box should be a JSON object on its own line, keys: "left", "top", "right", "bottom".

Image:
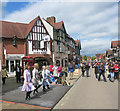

{"left": 81, "top": 38, "right": 112, "bottom": 56}
{"left": 2, "top": 1, "right": 118, "bottom": 56}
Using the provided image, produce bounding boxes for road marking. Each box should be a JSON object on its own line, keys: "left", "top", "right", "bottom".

{"left": 0, "top": 100, "right": 51, "bottom": 109}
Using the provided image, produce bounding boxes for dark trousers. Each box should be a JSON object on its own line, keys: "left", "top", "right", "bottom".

{"left": 98, "top": 72, "right": 106, "bottom": 81}
{"left": 114, "top": 72, "right": 119, "bottom": 79}
{"left": 26, "top": 91, "right": 32, "bottom": 100}
{"left": 2, "top": 77, "right": 6, "bottom": 85}
{"left": 50, "top": 71, "right": 53, "bottom": 75}
{"left": 33, "top": 84, "right": 42, "bottom": 94}
{"left": 16, "top": 72, "right": 21, "bottom": 83}
{"left": 95, "top": 73, "right": 98, "bottom": 79}
{"left": 82, "top": 71, "right": 85, "bottom": 76}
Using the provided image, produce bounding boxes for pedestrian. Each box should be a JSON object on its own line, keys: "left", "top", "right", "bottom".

{"left": 85, "top": 62, "right": 90, "bottom": 77}
{"left": 42, "top": 66, "right": 50, "bottom": 92}
{"left": 114, "top": 63, "right": 119, "bottom": 80}
{"left": 32, "top": 63, "right": 42, "bottom": 96}
{"left": 22, "top": 65, "right": 36, "bottom": 100}
{"left": 93, "top": 63, "right": 99, "bottom": 79}
{"left": 98, "top": 62, "right": 107, "bottom": 82}
{"left": 1, "top": 66, "right": 8, "bottom": 85}
{"left": 81, "top": 63, "right": 85, "bottom": 77}
{"left": 108, "top": 63, "right": 114, "bottom": 82}
{"left": 52, "top": 64, "right": 58, "bottom": 84}
{"left": 14, "top": 63, "right": 21, "bottom": 83}
{"left": 49, "top": 63, "right": 54, "bottom": 75}
{"left": 67, "top": 62, "right": 75, "bottom": 80}
{"left": 57, "top": 63, "right": 62, "bottom": 84}
{"left": 46, "top": 65, "right": 52, "bottom": 84}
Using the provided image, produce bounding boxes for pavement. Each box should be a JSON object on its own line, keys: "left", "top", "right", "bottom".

{"left": 53, "top": 68, "right": 118, "bottom": 109}
{"left": 1, "top": 69, "right": 81, "bottom": 110}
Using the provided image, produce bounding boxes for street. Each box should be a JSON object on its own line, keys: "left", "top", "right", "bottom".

{"left": 1, "top": 69, "right": 81, "bottom": 110}
{"left": 54, "top": 68, "right": 118, "bottom": 109}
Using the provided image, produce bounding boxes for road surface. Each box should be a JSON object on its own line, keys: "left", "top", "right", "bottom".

{"left": 54, "top": 68, "right": 118, "bottom": 109}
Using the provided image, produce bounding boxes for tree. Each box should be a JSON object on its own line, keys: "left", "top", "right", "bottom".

{"left": 84, "top": 55, "right": 87, "bottom": 61}
{"left": 91, "top": 56, "right": 96, "bottom": 61}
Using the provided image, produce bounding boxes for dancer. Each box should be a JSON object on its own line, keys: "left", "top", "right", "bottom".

{"left": 32, "top": 63, "right": 42, "bottom": 95}
{"left": 46, "top": 65, "right": 52, "bottom": 84}
{"left": 22, "top": 65, "right": 35, "bottom": 100}
{"left": 42, "top": 66, "right": 50, "bottom": 92}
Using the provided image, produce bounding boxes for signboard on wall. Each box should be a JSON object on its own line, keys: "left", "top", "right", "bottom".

{"left": 44, "top": 35, "right": 50, "bottom": 42}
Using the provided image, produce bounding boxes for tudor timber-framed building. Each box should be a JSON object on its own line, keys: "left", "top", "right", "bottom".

{"left": 0, "top": 16, "right": 81, "bottom": 73}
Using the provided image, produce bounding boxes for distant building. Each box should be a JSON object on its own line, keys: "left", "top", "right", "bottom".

{"left": 96, "top": 54, "right": 101, "bottom": 62}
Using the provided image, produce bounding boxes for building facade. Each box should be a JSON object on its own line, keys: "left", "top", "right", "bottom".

{"left": 0, "top": 16, "right": 81, "bottom": 73}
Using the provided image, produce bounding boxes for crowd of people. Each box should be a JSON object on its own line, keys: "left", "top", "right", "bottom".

{"left": 93, "top": 62, "right": 120, "bottom": 82}
{"left": 21, "top": 62, "right": 75, "bottom": 100}
{"left": 1, "top": 60, "right": 120, "bottom": 100}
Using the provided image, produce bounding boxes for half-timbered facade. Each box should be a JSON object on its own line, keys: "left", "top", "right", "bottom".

{"left": 26, "top": 17, "right": 52, "bottom": 69}
{"left": 0, "top": 16, "right": 81, "bottom": 73}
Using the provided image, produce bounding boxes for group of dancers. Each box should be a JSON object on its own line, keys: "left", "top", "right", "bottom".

{"left": 21, "top": 63, "right": 52, "bottom": 100}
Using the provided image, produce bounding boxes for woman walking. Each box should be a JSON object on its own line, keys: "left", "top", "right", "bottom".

{"left": 1, "top": 66, "right": 8, "bottom": 85}
{"left": 42, "top": 66, "right": 50, "bottom": 92}
{"left": 22, "top": 65, "right": 35, "bottom": 100}
{"left": 114, "top": 63, "right": 119, "bottom": 80}
{"left": 32, "top": 63, "right": 42, "bottom": 95}
{"left": 57, "top": 64, "right": 62, "bottom": 84}
{"left": 52, "top": 64, "right": 58, "bottom": 84}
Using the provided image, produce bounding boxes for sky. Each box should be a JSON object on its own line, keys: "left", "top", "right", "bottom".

{"left": 1, "top": 0, "right": 119, "bottom": 56}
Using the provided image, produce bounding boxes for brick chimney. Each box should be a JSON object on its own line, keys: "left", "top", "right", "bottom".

{"left": 46, "top": 16, "right": 56, "bottom": 25}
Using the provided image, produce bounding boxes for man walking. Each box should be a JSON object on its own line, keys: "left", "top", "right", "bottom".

{"left": 15, "top": 63, "right": 21, "bottom": 83}
{"left": 67, "top": 62, "right": 75, "bottom": 80}
{"left": 85, "top": 62, "right": 90, "bottom": 77}
{"left": 98, "top": 62, "right": 107, "bottom": 82}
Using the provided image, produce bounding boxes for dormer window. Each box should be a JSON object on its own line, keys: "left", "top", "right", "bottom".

{"left": 13, "top": 39, "right": 16, "bottom": 46}
{"left": 12, "top": 36, "right": 17, "bottom": 46}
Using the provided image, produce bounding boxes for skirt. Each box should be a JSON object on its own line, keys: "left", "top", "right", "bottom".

{"left": 22, "top": 82, "right": 36, "bottom": 92}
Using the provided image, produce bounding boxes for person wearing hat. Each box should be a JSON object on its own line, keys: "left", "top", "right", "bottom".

{"left": 14, "top": 63, "right": 22, "bottom": 83}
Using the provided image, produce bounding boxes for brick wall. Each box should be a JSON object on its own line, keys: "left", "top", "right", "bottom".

{"left": 3, "top": 38, "right": 25, "bottom": 54}
{"left": 0, "top": 38, "right": 3, "bottom": 69}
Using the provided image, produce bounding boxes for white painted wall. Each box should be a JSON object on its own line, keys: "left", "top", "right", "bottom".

{"left": 41, "top": 18, "right": 54, "bottom": 40}
{"left": 28, "top": 41, "right": 50, "bottom": 54}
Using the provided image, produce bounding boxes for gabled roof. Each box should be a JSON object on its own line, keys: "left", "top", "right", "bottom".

{"left": 75, "top": 40, "right": 80, "bottom": 46}
{"left": 0, "top": 20, "right": 28, "bottom": 39}
{"left": 106, "top": 49, "right": 113, "bottom": 55}
{"left": 0, "top": 16, "right": 41, "bottom": 39}
{"left": 96, "top": 54, "right": 101, "bottom": 59}
{"left": 111, "top": 40, "right": 120, "bottom": 48}
{"left": 52, "top": 21, "right": 63, "bottom": 29}
{"left": 25, "top": 16, "right": 39, "bottom": 37}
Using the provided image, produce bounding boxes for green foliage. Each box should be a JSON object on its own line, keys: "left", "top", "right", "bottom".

{"left": 91, "top": 56, "right": 96, "bottom": 61}
{"left": 84, "top": 55, "right": 87, "bottom": 61}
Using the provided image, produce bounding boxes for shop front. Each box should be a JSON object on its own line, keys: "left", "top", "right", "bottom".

{"left": 29, "top": 54, "right": 52, "bottom": 70}
{"left": 5, "top": 54, "right": 24, "bottom": 74}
